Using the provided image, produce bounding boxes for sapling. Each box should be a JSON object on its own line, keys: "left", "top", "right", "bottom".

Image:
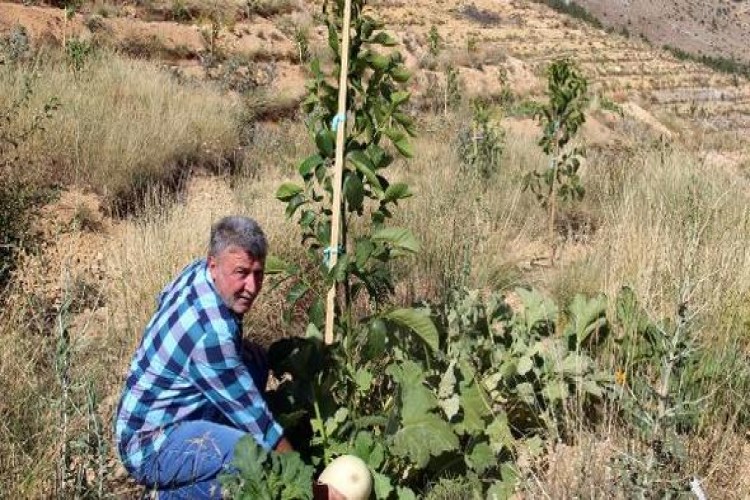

{"left": 524, "top": 58, "right": 588, "bottom": 265}
{"left": 275, "top": 0, "right": 418, "bottom": 330}
{"left": 428, "top": 25, "right": 442, "bottom": 57}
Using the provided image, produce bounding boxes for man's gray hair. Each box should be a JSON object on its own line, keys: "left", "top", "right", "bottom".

{"left": 209, "top": 216, "right": 268, "bottom": 259}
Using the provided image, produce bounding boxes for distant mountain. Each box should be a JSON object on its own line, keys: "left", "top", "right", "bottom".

{"left": 570, "top": 0, "right": 750, "bottom": 64}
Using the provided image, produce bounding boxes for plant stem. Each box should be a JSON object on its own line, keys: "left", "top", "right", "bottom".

{"left": 547, "top": 120, "right": 561, "bottom": 266}
{"left": 312, "top": 384, "right": 332, "bottom": 466}
{"left": 547, "top": 156, "right": 558, "bottom": 266}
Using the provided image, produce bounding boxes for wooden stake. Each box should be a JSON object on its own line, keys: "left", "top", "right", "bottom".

{"left": 324, "top": 0, "right": 353, "bottom": 345}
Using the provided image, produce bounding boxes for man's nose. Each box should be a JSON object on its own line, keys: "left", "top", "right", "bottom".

{"left": 244, "top": 275, "right": 259, "bottom": 294}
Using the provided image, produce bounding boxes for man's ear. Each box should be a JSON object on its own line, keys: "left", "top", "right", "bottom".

{"left": 207, "top": 254, "right": 217, "bottom": 270}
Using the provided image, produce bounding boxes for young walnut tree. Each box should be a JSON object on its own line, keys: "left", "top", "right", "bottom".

{"left": 524, "top": 59, "right": 588, "bottom": 265}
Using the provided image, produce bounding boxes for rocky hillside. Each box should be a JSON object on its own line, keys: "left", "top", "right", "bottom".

{"left": 3, "top": 0, "right": 748, "bottom": 161}
{"left": 572, "top": 0, "right": 750, "bottom": 64}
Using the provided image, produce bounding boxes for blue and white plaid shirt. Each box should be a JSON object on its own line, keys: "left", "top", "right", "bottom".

{"left": 114, "top": 258, "right": 283, "bottom": 473}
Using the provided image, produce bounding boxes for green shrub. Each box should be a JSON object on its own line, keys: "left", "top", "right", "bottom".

{"left": 663, "top": 44, "right": 750, "bottom": 80}
{"left": 65, "top": 37, "right": 93, "bottom": 72}
{"left": 457, "top": 99, "right": 505, "bottom": 179}
{"left": 427, "top": 25, "right": 442, "bottom": 57}
{"left": 534, "top": 0, "right": 603, "bottom": 28}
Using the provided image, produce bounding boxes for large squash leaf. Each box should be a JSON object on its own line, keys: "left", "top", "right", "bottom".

{"left": 383, "top": 308, "right": 438, "bottom": 351}
{"left": 387, "top": 361, "right": 458, "bottom": 467}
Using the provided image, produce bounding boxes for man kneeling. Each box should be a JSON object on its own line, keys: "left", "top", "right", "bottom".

{"left": 114, "top": 216, "right": 293, "bottom": 498}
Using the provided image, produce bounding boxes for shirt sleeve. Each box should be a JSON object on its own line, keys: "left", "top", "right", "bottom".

{"left": 188, "top": 328, "right": 284, "bottom": 451}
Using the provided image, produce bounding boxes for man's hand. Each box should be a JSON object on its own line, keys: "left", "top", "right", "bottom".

{"left": 274, "top": 436, "right": 294, "bottom": 453}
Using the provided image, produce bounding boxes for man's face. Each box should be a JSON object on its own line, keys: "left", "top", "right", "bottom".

{"left": 208, "top": 245, "right": 264, "bottom": 316}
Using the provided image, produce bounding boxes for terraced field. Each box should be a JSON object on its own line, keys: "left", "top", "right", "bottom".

{"left": 3, "top": 0, "right": 749, "bottom": 156}
{"left": 374, "top": 0, "right": 750, "bottom": 154}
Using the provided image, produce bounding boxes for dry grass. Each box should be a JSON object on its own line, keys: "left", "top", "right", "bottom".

{"left": 520, "top": 429, "right": 750, "bottom": 498}
{"left": 3, "top": 82, "right": 750, "bottom": 497}
{"left": 557, "top": 144, "right": 750, "bottom": 335}
{"left": 1, "top": 51, "right": 242, "bottom": 212}
{"left": 391, "top": 114, "right": 548, "bottom": 299}
{"left": 0, "top": 311, "right": 57, "bottom": 495}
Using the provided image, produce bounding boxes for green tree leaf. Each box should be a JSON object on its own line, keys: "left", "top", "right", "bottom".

{"left": 286, "top": 282, "right": 309, "bottom": 306}
{"left": 299, "top": 154, "right": 324, "bottom": 177}
{"left": 308, "top": 296, "right": 325, "bottom": 329}
{"left": 391, "top": 66, "right": 410, "bottom": 82}
{"left": 390, "top": 91, "right": 410, "bottom": 106}
{"left": 370, "top": 31, "right": 398, "bottom": 46}
{"left": 315, "top": 128, "right": 335, "bottom": 157}
{"left": 276, "top": 183, "right": 303, "bottom": 202}
{"left": 344, "top": 172, "right": 365, "bottom": 211}
{"left": 393, "top": 137, "right": 413, "bottom": 158}
{"left": 265, "top": 254, "right": 293, "bottom": 275}
{"left": 384, "top": 308, "right": 438, "bottom": 351}
{"left": 383, "top": 182, "right": 412, "bottom": 202}
{"left": 348, "top": 149, "right": 383, "bottom": 194}
{"left": 372, "top": 227, "right": 420, "bottom": 254}
{"left": 367, "top": 52, "right": 390, "bottom": 70}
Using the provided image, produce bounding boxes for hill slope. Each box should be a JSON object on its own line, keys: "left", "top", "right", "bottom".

{"left": 572, "top": 0, "right": 750, "bottom": 64}
{"left": 2, "top": 0, "right": 750, "bottom": 156}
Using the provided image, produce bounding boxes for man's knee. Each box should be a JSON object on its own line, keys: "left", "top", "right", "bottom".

{"left": 140, "top": 422, "right": 245, "bottom": 489}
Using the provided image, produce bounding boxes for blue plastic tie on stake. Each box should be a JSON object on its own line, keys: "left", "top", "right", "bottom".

{"left": 323, "top": 245, "right": 345, "bottom": 268}
{"left": 331, "top": 113, "right": 346, "bottom": 132}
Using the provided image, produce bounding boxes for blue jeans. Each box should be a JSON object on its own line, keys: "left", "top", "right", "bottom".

{"left": 137, "top": 420, "right": 244, "bottom": 499}
{"left": 134, "top": 343, "right": 269, "bottom": 499}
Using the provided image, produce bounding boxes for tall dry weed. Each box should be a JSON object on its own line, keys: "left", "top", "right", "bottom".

{"left": 570, "top": 147, "right": 750, "bottom": 335}
{"left": 0, "top": 52, "right": 242, "bottom": 212}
